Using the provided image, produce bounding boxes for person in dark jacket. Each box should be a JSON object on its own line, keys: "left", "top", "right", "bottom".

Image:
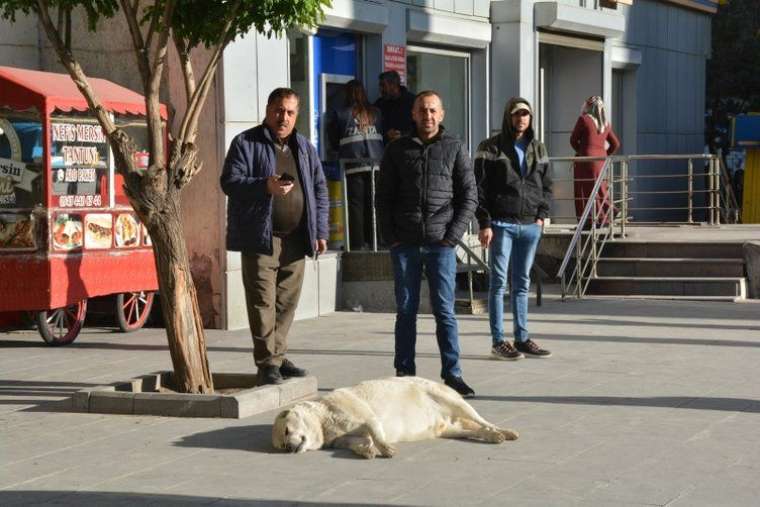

{"left": 378, "top": 90, "right": 478, "bottom": 398}
{"left": 326, "top": 80, "right": 384, "bottom": 249}
{"left": 475, "top": 97, "right": 553, "bottom": 361}
{"left": 220, "top": 88, "right": 329, "bottom": 386}
{"left": 374, "top": 70, "right": 415, "bottom": 143}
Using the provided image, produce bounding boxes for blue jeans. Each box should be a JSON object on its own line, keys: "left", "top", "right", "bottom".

{"left": 391, "top": 243, "right": 462, "bottom": 378}
{"left": 488, "top": 221, "right": 542, "bottom": 344}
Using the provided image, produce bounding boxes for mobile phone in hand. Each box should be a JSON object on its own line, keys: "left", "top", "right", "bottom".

{"left": 279, "top": 173, "right": 295, "bottom": 183}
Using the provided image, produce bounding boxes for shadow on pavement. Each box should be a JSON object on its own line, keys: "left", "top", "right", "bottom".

{"left": 0, "top": 491, "right": 405, "bottom": 506}
{"left": 476, "top": 394, "right": 760, "bottom": 413}
{"left": 175, "top": 424, "right": 276, "bottom": 454}
{"left": 530, "top": 317, "right": 760, "bottom": 332}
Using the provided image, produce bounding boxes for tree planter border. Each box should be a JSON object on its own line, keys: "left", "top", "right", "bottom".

{"left": 71, "top": 372, "right": 317, "bottom": 418}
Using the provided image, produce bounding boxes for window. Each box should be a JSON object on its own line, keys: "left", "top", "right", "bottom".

{"left": 288, "top": 31, "right": 312, "bottom": 140}
{"left": 407, "top": 46, "right": 470, "bottom": 147}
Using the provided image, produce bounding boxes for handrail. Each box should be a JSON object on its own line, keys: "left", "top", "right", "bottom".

{"left": 556, "top": 158, "right": 612, "bottom": 282}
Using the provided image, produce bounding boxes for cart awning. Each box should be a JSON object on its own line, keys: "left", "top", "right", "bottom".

{"left": 0, "top": 66, "right": 167, "bottom": 119}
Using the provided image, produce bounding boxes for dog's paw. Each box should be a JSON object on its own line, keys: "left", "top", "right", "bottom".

{"left": 376, "top": 442, "right": 396, "bottom": 458}
{"left": 481, "top": 428, "right": 506, "bottom": 444}
{"left": 499, "top": 428, "right": 519, "bottom": 441}
{"left": 355, "top": 445, "right": 378, "bottom": 459}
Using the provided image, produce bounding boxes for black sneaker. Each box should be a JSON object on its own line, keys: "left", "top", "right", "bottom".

{"left": 280, "top": 358, "right": 307, "bottom": 378}
{"left": 491, "top": 341, "right": 524, "bottom": 361}
{"left": 443, "top": 375, "right": 475, "bottom": 398}
{"left": 396, "top": 370, "right": 414, "bottom": 377}
{"left": 514, "top": 339, "right": 552, "bottom": 358}
{"left": 258, "top": 365, "right": 284, "bottom": 385}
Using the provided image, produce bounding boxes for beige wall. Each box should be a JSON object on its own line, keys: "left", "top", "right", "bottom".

{"left": 0, "top": 14, "right": 40, "bottom": 68}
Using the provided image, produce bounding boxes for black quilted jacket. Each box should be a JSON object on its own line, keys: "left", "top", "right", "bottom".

{"left": 377, "top": 127, "right": 477, "bottom": 246}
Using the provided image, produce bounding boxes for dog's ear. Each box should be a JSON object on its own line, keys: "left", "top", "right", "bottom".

{"left": 276, "top": 409, "right": 291, "bottom": 420}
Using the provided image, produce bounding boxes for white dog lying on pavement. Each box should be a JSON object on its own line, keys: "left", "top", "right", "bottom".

{"left": 272, "top": 376, "right": 518, "bottom": 459}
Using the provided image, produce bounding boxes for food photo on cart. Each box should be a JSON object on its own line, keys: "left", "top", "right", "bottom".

{"left": 0, "top": 66, "right": 163, "bottom": 345}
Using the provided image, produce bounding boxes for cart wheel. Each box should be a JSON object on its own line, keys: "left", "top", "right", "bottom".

{"left": 35, "top": 299, "right": 88, "bottom": 346}
{"left": 116, "top": 291, "right": 155, "bottom": 332}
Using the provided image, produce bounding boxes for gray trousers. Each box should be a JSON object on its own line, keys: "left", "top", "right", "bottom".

{"left": 241, "top": 234, "right": 305, "bottom": 368}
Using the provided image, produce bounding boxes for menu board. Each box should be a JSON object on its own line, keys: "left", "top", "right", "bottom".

{"left": 0, "top": 113, "right": 43, "bottom": 209}
{"left": 50, "top": 119, "right": 109, "bottom": 208}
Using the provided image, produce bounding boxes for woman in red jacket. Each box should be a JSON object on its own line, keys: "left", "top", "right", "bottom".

{"left": 570, "top": 96, "right": 620, "bottom": 224}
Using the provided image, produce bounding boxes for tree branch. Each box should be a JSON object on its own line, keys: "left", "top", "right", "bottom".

{"left": 118, "top": 0, "right": 151, "bottom": 91}
{"left": 170, "top": 1, "right": 241, "bottom": 189}
{"left": 173, "top": 36, "right": 196, "bottom": 107}
{"left": 176, "top": 0, "right": 240, "bottom": 146}
{"left": 142, "top": 0, "right": 176, "bottom": 172}
{"left": 34, "top": 0, "right": 117, "bottom": 137}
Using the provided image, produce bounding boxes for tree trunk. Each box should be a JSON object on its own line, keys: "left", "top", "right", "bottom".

{"left": 145, "top": 191, "right": 214, "bottom": 393}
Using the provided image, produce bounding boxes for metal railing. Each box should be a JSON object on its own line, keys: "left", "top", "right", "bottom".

{"left": 336, "top": 152, "right": 740, "bottom": 300}
{"left": 554, "top": 153, "right": 741, "bottom": 299}
{"left": 555, "top": 157, "right": 621, "bottom": 299}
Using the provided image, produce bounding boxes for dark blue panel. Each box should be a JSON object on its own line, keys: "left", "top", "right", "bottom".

{"left": 733, "top": 115, "right": 760, "bottom": 146}
{"left": 313, "top": 30, "right": 357, "bottom": 179}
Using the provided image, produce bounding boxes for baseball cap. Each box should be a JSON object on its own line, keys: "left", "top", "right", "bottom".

{"left": 509, "top": 102, "right": 532, "bottom": 115}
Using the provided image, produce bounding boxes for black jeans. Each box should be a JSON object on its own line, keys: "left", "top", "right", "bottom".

{"left": 347, "top": 171, "right": 373, "bottom": 249}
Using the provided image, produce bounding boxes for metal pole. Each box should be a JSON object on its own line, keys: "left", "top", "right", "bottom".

{"left": 687, "top": 158, "right": 693, "bottom": 224}
{"left": 608, "top": 160, "right": 615, "bottom": 233}
{"left": 712, "top": 158, "right": 720, "bottom": 225}
{"left": 621, "top": 159, "right": 628, "bottom": 237}
{"left": 591, "top": 198, "right": 597, "bottom": 278}
{"left": 341, "top": 160, "right": 351, "bottom": 253}
{"left": 370, "top": 162, "right": 378, "bottom": 252}
{"left": 576, "top": 231, "right": 582, "bottom": 298}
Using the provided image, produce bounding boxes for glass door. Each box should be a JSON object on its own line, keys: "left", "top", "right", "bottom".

{"left": 406, "top": 46, "right": 470, "bottom": 149}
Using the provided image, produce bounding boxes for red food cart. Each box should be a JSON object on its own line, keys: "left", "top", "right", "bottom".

{"left": 0, "top": 66, "right": 162, "bottom": 345}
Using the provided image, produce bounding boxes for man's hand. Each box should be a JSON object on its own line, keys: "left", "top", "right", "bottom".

{"left": 535, "top": 218, "right": 544, "bottom": 227}
{"left": 266, "top": 175, "right": 293, "bottom": 196}
{"left": 314, "top": 239, "right": 327, "bottom": 255}
{"left": 479, "top": 227, "right": 493, "bottom": 249}
{"left": 386, "top": 129, "right": 401, "bottom": 142}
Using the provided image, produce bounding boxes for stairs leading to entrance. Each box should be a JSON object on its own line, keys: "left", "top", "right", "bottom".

{"left": 586, "top": 241, "right": 747, "bottom": 300}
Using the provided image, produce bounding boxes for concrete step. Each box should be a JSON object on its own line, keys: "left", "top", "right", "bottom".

{"left": 596, "top": 258, "right": 745, "bottom": 277}
{"left": 587, "top": 276, "right": 746, "bottom": 298}
{"left": 580, "top": 294, "right": 743, "bottom": 302}
{"left": 602, "top": 241, "right": 744, "bottom": 259}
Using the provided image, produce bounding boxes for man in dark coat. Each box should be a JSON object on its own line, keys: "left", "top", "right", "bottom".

{"left": 374, "top": 70, "right": 415, "bottom": 143}
{"left": 220, "top": 88, "right": 328, "bottom": 385}
{"left": 377, "top": 90, "right": 478, "bottom": 398}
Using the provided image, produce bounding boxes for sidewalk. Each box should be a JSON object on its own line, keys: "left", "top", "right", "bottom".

{"left": 2, "top": 295, "right": 759, "bottom": 506}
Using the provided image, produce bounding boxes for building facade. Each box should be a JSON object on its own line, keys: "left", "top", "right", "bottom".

{"left": 0, "top": 0, "right": 719, "bottom": 329}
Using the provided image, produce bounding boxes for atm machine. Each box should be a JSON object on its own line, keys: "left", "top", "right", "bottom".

{"left": 311, "top": 30, "right": 360, "bottom": 249}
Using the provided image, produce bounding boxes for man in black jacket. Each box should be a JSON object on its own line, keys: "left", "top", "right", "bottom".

{"left": 378, "top": 90, "right": 478, "bottom": 397}
{"left": 374, "top": 71, "right": 415, "bottom": 143}
{"left": 475, "top": 97, "right": 553, "bottom": 361}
